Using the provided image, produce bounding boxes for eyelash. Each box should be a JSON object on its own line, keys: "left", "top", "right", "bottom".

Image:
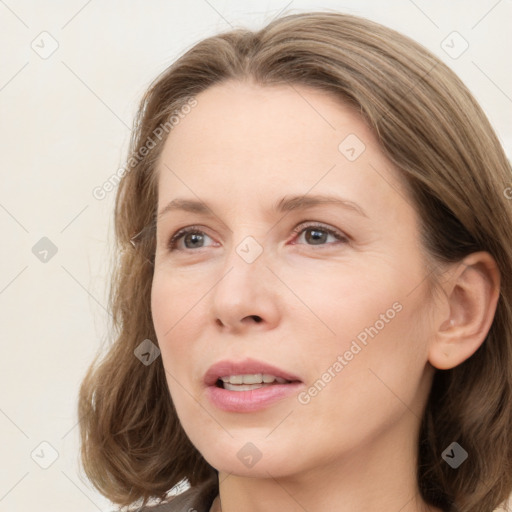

{"left": 167, "top": 222, "right": 349, "bottom": 252}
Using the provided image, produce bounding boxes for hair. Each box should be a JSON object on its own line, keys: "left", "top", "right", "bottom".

{"left": 78, "top": 11, "right": 512, "bottom": 512}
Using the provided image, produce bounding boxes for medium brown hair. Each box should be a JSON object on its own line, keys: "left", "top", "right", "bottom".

{"left": 78, "top": 11, "right": 512, "bottom": 511}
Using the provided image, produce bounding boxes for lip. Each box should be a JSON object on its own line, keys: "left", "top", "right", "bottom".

{"left": 203, "top": 358, "right": 303, "bottom": 413}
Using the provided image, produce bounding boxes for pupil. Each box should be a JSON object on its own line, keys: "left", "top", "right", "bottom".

{"left": 307, "top": 228, "right": 326, "bottom": 245}
{"left": 186, "top": 233, "right": 203, "bottom": 248}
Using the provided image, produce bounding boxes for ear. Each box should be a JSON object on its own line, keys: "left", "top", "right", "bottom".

{"left": 428, "top": 251, "right": 501, "bottom": 370}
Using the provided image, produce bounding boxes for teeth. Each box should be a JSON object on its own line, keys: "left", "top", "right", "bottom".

{"left": 220, "top": 374, "right": 289, "bottom": 385}
{"left": 224, "top": 382, "right": 266, "bottom": 391}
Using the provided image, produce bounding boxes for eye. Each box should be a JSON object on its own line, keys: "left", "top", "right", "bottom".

{"left": 290, "top": 222, "right": 348, "bottom": 247}
{"left": 167, "top": 225, "right": 215, "bottom": 251}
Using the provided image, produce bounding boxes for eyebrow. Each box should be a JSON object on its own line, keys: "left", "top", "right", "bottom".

{"left": 157, "top": 194, "right": 368, "bottom": 220}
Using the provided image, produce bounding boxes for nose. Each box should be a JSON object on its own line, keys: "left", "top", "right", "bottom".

{"left": 210, "top": 244, "right": 281, "bottom": 333}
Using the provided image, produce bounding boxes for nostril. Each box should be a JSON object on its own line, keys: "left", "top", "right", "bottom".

{"left": 216, "top": 316, "right": 262, "bottom": 326}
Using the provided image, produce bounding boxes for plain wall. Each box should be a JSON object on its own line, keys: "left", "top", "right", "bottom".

{"left": 1, "top": 1, "right": 511, "bottom": 510}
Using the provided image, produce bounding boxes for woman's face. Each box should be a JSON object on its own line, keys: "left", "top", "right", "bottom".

{"left": 151, "top": 81, "right": 438, "bottom": 478}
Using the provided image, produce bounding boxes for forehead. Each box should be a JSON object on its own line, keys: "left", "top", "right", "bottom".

{"left": 160, "top": 81, "right": 368, "bottom": 165}
{"left": 155, "top": 81, "right": 411, "bottom": 226}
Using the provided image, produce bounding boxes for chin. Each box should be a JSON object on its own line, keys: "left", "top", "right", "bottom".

{"left": 196, "top": 439, "right": 299, "bottom": 478}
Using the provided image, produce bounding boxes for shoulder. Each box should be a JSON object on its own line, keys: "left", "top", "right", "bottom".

{"left": 134, "top": 477, "right": 218, "bottom": 512}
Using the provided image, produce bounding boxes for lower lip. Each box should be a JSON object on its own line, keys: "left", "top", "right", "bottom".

{"left": 205, "top": 382, "right": 303, "bottom": 412}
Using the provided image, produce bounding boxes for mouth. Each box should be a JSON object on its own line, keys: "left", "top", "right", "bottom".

{"left": 204, "top": 358, "right": 303, "bottom": 412}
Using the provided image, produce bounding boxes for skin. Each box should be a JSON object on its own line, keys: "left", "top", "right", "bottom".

{"left": 150, "top": 80, "right": 500, "bottom": 512}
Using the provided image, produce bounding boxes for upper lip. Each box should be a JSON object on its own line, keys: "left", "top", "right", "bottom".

{"left": 204, "top": 358, "right": 302, "bottom": 386}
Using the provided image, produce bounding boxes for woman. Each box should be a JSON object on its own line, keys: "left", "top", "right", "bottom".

{"left": 78, "top": 11, "right": 512, "bottom": 512}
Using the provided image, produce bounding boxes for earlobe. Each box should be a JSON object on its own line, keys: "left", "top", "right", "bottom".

{"left": 428, "top": 251, "right": 501, "bottom": 371}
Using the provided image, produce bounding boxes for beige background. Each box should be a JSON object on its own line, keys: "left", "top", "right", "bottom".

{"left": 1, "top": 1, "right": 511, "bottom": 511}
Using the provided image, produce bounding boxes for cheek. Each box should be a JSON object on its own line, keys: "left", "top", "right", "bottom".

{"left": 291, "top": 261, "right": 431, "bottom": 399}
{"left": 279, "top": 260, "right": 406, "bottom": 349}
{"left": 150, "top": 271, "right": 193, "bottom": 369}
{"left": 150, "top": 277, "right": 201, "bottom": 424}
{"left": 151, "top": 265, "right": 206, "bottom": 338}
{"left": 291, "top": 306, "right": 430, "bottom": 459}
{"left": 150, "top": 268, "right": 212, "bottom": 388}
{"left": 302, "top": 292, "right": 431, "bottom": 426}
